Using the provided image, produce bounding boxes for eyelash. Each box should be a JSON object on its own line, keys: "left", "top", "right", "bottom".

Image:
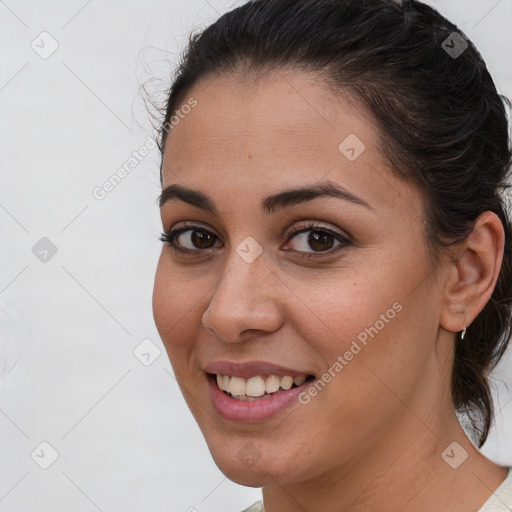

{"left": 159, "top": 222, "right": 353, "bottom": 260}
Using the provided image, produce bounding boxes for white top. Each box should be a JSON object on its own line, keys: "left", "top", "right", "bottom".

{"left": 240, "top": 502, "right": 263, "bottom": 512}
{"left": 478, "top": 467, "right": 512, "bottom": 512}
{"left": 240, "top": 467, "right": 512, "bottom": 512}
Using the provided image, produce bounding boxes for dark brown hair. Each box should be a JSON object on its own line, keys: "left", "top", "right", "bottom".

{"left": 156, "top": 0, "right": 512, "bottom": 447}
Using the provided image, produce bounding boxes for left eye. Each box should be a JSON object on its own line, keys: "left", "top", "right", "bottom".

{"left": 285, "top": 227, "right": 345, "bottom": 253}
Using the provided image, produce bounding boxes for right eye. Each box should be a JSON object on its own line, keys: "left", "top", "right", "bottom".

{"left": 159, "top": 225, "right": 222, "bottom": 254}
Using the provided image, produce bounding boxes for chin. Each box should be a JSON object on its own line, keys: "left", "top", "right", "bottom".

{"left": 207, "top": 440, "right": 301, "bottom": 487}
{"left": 221, "top": 466, "right": 274, "bottom": 487}
{"left": 214, "top": 457, "right": 284, "bottom": 487}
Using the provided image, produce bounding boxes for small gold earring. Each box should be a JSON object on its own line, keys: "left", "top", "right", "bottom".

{"left": 461, "top": 327, "right": 467, "bottom": 340}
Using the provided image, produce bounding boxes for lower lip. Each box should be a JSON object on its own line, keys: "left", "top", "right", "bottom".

{"left": 207, "top": 374, "right": 313, "bottom": 423}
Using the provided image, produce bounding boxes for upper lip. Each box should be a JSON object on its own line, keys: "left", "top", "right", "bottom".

{"left": 204, "top": 360, "right": 313, "bottom": 378}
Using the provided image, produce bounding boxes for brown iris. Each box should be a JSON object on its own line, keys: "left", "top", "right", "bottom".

{"left": 308, "top": 231, "right": 334, "bottom": 252}
{"left": 191, "top": 230, "right": 216, "bottom": 249}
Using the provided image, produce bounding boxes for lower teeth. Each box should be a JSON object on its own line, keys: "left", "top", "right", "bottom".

{"left": 230, "top": 394, "right": 273, "bottom": 401}
{"left": 224, "top": 386, "right": 297, "bottom": 401}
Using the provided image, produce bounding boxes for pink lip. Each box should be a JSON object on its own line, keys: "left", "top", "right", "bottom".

{"left": 206, "top": 373, "right": 314, "bottom": 423}
{"left": 203, "top": 360, "right": 313, "bottom": 378}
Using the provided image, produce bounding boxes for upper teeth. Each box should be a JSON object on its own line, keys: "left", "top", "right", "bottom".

{"left": 216, "top": 374, "right": 307, "bottom": 397}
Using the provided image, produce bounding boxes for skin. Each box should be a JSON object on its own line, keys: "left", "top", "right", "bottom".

{"left": 152, "top": 70, "right": 508, "bottom": 512}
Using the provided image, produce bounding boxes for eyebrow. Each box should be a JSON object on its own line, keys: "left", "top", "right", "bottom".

{"left": 158, "top": 180, "right": 372, "bottom": 214}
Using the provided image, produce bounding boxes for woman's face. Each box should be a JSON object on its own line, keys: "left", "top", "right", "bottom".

{"left": 153, "top": 71, "right": 451, "bottom": 486}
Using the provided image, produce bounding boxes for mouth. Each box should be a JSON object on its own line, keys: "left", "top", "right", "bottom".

{"left": 207, "top": 373, "right": 316, "bottom": 401}
{"left": 205, "top": 365, "right": 317, "bottom": 423}
{"left": 203, "top": 360, "right": 317, "bottom": 422}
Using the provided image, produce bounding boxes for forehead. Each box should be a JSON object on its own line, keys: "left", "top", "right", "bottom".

{"left": 162, "top": 71, "right": 420, "bottom": 217}
{"left": 165, "top": 71, "right": 375, "bottom": 163}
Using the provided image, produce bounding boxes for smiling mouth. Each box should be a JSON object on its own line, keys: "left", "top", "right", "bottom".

{"left": 208, "top": 373, "right": 315, "bottom": 401}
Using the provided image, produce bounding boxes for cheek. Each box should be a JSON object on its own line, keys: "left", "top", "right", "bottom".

{"left": 315, "top": 287, "right": 432, "bottom": 424}
{"left": 286, "top": 274, "right": 394, "bottom": 357}
{"left": 152, "top": 258, "right": 173, "bottom": 337}
{"left": 297, "top": 271, "right": 423, "bottom": 397}
{"left": 152, "top": 256, "right": 203, "bottom": 351}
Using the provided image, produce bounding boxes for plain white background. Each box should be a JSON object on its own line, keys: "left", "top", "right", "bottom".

{"left": 0, "top": 1, "right": 511, "bottom": 511}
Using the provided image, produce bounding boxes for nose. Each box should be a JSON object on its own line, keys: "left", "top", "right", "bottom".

{"left": 201, "top": 246, "right": 284, "bottom": 342}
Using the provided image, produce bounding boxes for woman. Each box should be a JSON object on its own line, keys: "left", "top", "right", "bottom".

{"left": 151, "top": 0, "right": 512, "bottom": 510}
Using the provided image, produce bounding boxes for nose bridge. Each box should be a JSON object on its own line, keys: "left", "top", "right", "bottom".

{"left": 202, "top": 239, "right": 283, "bottom": 341}
{"left": 220, "top": 234, "right": 270, "bottom": 296}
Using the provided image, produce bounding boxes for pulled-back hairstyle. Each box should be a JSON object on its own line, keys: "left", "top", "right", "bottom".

{"left": 157, "top": 0, "right": 512, "bottom": 447}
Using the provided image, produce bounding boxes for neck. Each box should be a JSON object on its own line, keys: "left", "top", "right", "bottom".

{"left": 261, "top": 407, "right": 507, "bottom": 512}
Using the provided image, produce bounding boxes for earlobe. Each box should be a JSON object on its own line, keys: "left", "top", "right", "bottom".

{"left": 440, "top": 211, "right": 505, "bottom": 335}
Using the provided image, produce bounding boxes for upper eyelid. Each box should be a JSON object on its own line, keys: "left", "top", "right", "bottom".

{"left": 287, "top": 222, "right": 349, "bottom": 238}
{"left": 168, "top": 221, "right": 345, "bottom": 237}
{"left": 166, "top": 221, "right": 350, "bottom": 245}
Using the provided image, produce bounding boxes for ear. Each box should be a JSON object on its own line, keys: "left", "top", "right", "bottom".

{"left": 440, "top": 211, "right": 505, "bottom": 334}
